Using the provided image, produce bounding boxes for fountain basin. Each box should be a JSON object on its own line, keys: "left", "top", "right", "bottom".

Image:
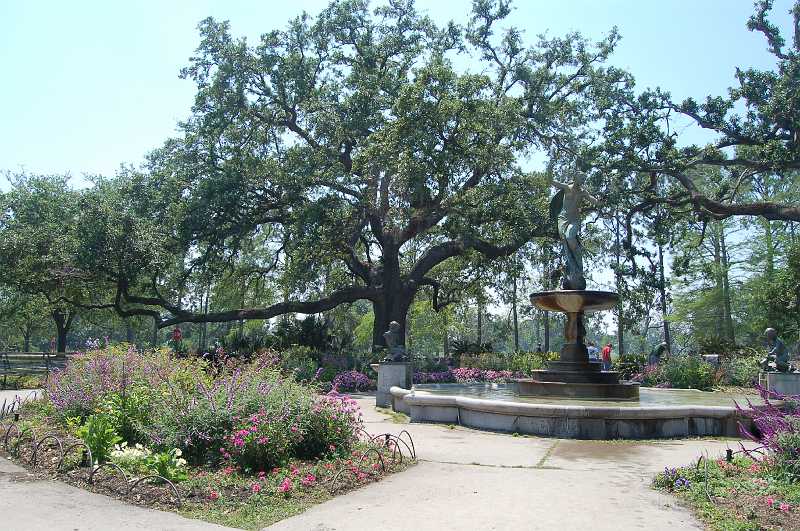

{"left": 389, "top": 383, "right": 761, "bottom": 439}
{"left": 529, "top": 289, "right": 618, "bottom": 313}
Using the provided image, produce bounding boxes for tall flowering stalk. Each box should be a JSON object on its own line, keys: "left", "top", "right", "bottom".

{"left": 736, "top": 384, "right": 800, "bottom": 482}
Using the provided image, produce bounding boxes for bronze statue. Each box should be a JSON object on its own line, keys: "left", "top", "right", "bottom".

{"left": 760, "top": 328, "right": 792, "bottom": 372}
{"left": 549, "top": 170, "right": 599, "bottom": 290}
{"left": 382, "top": 321, "right": 408, "bottom": 362}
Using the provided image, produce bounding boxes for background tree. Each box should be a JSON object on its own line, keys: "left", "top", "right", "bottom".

{"left": 0, "top": 173, "right": 105, "bottom": 352}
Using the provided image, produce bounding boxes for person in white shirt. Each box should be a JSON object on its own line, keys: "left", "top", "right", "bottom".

{"left": 587, "top": 341, "right": 599, "bottom": 361}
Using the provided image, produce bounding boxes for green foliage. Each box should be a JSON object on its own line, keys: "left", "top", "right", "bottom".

{"left": 451, "top": 340, "right": 495, "bottom": 357}
{"left": 652, "top": 454, "right": 800, "bottom": 530}
{"left": 459, "top": 351, "right": 557, "bottom": 373}
{"left": 294, "top": 396, "right": 361, "bottom": 460}
{"left": 613, "top": 354, "right": 647, "bottom": 380}
{"left": 76, "top": 414, "right": 122, "bottom": 464}
{"left": 278, "top": 346, "right": 317, "bottom": 381}
{"left": 97, "top": 389, "right": 152, "bottom": 444}
{"left": 110, "top": 443, "right": 152, "bottom": 475}
{"left": 147, "top": 448, "right": 189, "bottom": 483}
{"left": 641, "top": 356, "right": 718, "bottom": 390}
{"left": 721, "top": 352, "right": 763, "bottom": 387}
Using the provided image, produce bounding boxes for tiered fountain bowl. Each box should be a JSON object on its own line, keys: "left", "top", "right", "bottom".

{"left": 516, "top": 290, "right": 639, "bottom": 400}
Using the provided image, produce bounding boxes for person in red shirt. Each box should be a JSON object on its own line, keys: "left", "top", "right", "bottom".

{"left": 601, "top": 343, "right": 613, "bottom": 371}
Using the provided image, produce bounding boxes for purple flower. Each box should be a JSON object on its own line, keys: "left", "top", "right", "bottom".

{"left": 332, "top": 371, "right": 374, "bottom": 393}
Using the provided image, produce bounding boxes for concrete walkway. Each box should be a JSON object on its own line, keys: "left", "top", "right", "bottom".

{"left": 267, "top": 395, "right": 741, "bottom": 531}
{"left": 0, "top": 390, "right": 739, "bottom": 530}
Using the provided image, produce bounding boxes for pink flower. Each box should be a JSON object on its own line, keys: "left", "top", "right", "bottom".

{"left": 301, "top": 473, "right": 316, "bottom": 487}
{"left": 779, "top": 503, "right": 790, "bottom": 513}
{"left": 290, "top": 425, "right": 299, "bottom": 433}
{"left": 767, "top": 497, "right": 775, "bottom": 507}
{"left": 251, "top": 483, "right": 262, "bottom": 494}
{"left": 222, "top": 466, "right": 235, "bottom": 476}
{"left": 278, "top": 477, "right": 293, "bottom": 494}
{"left": 257, "top": 471, "right": 266, "bottom": 478}
{"left": 207, "top": 490, "right": 220, "bottom": 501}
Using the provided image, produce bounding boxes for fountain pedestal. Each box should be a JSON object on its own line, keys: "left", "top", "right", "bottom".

{"left": 516, "top": 290, "right": 639, "bottom": 400}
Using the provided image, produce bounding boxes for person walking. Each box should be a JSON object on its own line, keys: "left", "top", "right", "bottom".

{"left": 601, "top": 343, "right": 613, "bottom": 371}
{"left": 587, "top": 341, "right": 599, "bottom": 361}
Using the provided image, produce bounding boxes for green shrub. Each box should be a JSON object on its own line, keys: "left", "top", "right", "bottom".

{"left": 642, "top": 356, "right": 718, "bottom": 390}
{"left": 147, "top": 448, "right": 189, "bottom": 483}
{"left": 460, "top": 352, "right": 510, "bottom": 370}
{"left": 294, "top": 395, "right": 362, "bottom": 459}
{"left": 613, "top": 354, "right": 647, "bottom": 380}
{"left": 279, "top": 346, "right": 317, "bottom": 381}
{"left": 48, "top": 344, "right": 363, "bottom": 472}
{"left": 96, "top": 388, "right": 152, "bottom": 444}
{"left": 720, "top": 354, "right": 762, "bottom": 387}
{"left": 460, "top": 351, "right": 557, "bottom": 374}
{"left": 77, "top": 414, "right": 122, "bottom": 464}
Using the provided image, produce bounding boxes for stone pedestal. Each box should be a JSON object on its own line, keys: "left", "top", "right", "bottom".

{"left": 760, "top": 371, "right": 800, "bottom": 396}
{"left": 376, "top": 362, "right": 412, "bottom": 408}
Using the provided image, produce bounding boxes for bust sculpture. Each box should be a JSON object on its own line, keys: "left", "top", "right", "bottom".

{"left": 382, "top": 321, "right": 408, "bottom": 362}
{"left": 760, "top": 327, "right": 792, "bottom": 372}
{"left": 549, "top": 170, "right": 599, "bottom": 290}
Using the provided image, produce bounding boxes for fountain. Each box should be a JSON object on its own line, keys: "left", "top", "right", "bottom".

{"left": 516, "top": 170, "right": 638, "bottom": 399}
{"left": 384, "top": 168, "right": 761, "bottom": 438}
{"left": 518, "top": 291, "right": 638, "bottom": 399}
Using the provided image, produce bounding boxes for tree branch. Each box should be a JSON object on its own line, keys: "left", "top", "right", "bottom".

{"left": 158, "top": 285, "right": 376, "bottom": 328}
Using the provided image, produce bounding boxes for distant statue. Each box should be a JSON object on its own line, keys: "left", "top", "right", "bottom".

{"left": 761, "top": 328, "right": 793, "bottom": 372}
{"left": 550, "top": 170, "right": 599, "bottom": 290}
{"left": 382, "top": 321, "right": 408, "bottom": 362}
{"left": 648, "top": 343, "right": 669, "bottom": 366}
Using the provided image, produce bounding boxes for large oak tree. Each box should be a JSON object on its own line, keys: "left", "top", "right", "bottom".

{"left": 97, "top": 0, "right": 633, "bottom": 348}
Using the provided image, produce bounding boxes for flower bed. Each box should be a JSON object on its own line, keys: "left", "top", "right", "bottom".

{"left": 413, "top": 368, "right": 524, "bottom": 384}
{"left": 331, "top": 370, "right": 375, "bottom": 393}
{"left": 1, "top": 344, "right": 414, "bottom": 529}
{"left": 652, "top": 386, "right": 800, "bottom": 530}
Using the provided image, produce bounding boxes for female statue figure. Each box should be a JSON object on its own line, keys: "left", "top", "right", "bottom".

{"left": 549, "top": 171, "right": 598, "bottom": 290}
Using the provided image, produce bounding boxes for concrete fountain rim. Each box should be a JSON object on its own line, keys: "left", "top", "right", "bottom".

{"left": 384, "top": 385, "right": 770, "bottom": 438}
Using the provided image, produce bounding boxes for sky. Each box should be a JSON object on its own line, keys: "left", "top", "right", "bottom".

{"left": 0, "top": 0, "right": 796, "bottom": 188}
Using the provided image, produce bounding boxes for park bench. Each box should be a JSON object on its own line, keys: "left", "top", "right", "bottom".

{"left": 0, "top": 352, "right": 70, "bottom": 388}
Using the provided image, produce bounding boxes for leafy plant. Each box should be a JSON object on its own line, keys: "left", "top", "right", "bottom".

{"left": 146, "top": 448, "right": 188, "bottom": 482}
{"left": 76, "top": 414, "right": 122, "bottom": 464}
{"left": 97, "top": 388, "right": 151, "bottom": 444}
{"left": 636, "top": 355, "right": 718, "bottom": 390}
{"left": 110, "top": 442, "right": 152, "bottom": 475}
{"left": 721, "top": 353, "right": 762, "bottom": 387}
{"left": 613, "top": 354, "right": 647, "bottom": 380}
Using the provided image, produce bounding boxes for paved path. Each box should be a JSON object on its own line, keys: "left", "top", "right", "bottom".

{"left": 0, "top": 390, "right": 739, "bottom": 530}
{"left": 267, "top": 395, "right": 741, "bottom": 531}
